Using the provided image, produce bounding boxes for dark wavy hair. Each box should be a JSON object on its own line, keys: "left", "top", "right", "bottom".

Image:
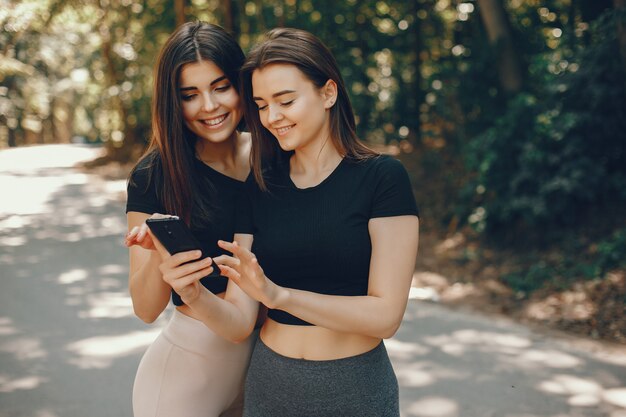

{"left": 239, "top": 27, "right": 377, "bottom": 190}
{"left": 129, "top": 21, "right": 245, "bottom": 225}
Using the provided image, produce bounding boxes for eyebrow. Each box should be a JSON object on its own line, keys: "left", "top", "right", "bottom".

{"left": 252, "top": 90, "right": 296, "bottom": 101}
{"left": 180, "top": 75, "right": 228, "bottom": 91}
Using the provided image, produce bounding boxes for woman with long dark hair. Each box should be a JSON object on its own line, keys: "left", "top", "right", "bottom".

{"left": 216, "top": 28, "right": 420, "bottom": 416}
{"left": 124, "top": 22, "right": 257, "bottom": 417}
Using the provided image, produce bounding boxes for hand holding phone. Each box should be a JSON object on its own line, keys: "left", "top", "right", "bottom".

{"left": 146, "top": 216, "right": 213, "bottom": 303}
{"left": 145, "top": 216, "right": 207, "bottom": 260}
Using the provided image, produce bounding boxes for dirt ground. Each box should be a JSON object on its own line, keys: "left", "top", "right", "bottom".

{"left": 410, "top": 225, "right": 626, "bottom": 345}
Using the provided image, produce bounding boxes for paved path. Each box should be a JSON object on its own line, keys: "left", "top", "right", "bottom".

{"left": 1, "top": 144, "right": 625, "bottom": 417}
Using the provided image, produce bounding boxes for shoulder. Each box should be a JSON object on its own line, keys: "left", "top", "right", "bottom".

{"left": 371, "top": 154, "right": 406, "bottom": 170}
{"left": 128, "top": 151, "right": 160, "bottom": 187}
{"left": 362, "top": 155, "right": 419, "bottom": 217}
{"left": 346, "top": 154, "right": 408, "bottom": 177}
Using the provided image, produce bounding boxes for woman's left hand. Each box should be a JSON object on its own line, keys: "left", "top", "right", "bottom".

{"left": 214, "top": 240, "right": 286, "bottom": 308}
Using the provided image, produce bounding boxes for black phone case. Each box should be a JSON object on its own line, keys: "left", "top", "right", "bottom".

{"left": 145, "top": 217, "right": 207, "bottom": 259}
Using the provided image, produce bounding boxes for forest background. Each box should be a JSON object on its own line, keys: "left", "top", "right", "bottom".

{"left": 1, "top": 0, "right": 625, "bottom": 343}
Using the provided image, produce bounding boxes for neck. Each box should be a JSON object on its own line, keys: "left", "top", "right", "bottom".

{"left": 291, "top": 134, "right": 342, "bottom": 175}
{"left": 195, "top": 133, "right": 239, "bottom": 169}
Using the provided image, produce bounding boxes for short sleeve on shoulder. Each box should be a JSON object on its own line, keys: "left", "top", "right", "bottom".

{"left": 126, "top": 159, "right": 163, "bottom": 215}
{"left": 370, "top": 156, "right": 419, "bottom": 219}
{"left": 234, "top": 174, "right": 256, "bottom": 234}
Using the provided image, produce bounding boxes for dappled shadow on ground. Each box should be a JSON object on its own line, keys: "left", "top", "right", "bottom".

{"left": 392, "top": 300, "right": 626, "bottom": 417}
{"left": 0, "top": 145, "right": 166, "bottom": 417}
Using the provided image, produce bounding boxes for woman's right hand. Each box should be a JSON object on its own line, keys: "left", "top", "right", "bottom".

{"left": 152, "top": 236, "right": 214, "bottom": 305}
{"left": 214, "top": 240, "right": 287, "bottom": 309}
{"left": 125, "top": 213, "right": 170, "bottom": 251}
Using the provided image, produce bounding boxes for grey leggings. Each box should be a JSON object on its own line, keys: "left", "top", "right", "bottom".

{"left": 243, "top": 339, "right": 399, "bottom": 417}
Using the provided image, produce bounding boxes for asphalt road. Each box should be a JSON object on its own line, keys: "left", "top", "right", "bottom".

{"left": 1, "top": 144, "right": 625, "bottom": 417}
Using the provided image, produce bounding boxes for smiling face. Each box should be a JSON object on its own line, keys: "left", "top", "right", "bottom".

{"left": 179, "top": 60, "right": 242, "bottom": 144}
{"left": 251, "top": 63, "right": 336, "bottom": 153}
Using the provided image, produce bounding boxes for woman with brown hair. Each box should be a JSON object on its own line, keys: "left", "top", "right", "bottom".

{"left": 216, "top": 28, "right": 420, "bottom": 416}
{"left": 124, "top": 22, "right": 257, "bottom": 417}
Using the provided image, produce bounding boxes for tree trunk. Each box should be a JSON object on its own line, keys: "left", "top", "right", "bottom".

{"left": 276, "top": 0, "right": 285, "bottom": 28}
{"left": 568, "top": 0, "right": 579, "bottom": 50}
{"left": 614, "top": 0, "right": 626, "bottom": 75}
{"left": 355, "top": 6, "right": 374, "bottom": 137}
{"left": 223, "top": 0, "right": 233, "bottom": 32}
{"left": 222, "top": 0, "right": 240, "bottom": 38}
{"left": 101, "top": 24, "right": 139, "bottom": 163}
{"left": 7, "top": 124, "right": 17, "bottom": 147}
{"left": 237, "top": 0, "right": 248, "bottom": 44}
{"left": 175, "top": 0, "right": 186, "bottom": 27}
{"left": 255, "top": 0, "right": 266, "bottom": 31}
{"left": 476, "top": 0, "right": 524, "bottom": 94}
{"left": 405, "top": 0, "right": 424, "bottom": 146}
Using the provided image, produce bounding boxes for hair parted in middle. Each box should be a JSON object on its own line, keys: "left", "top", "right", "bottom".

{"left": 131, "top": 21, "right": 245, "bottom": 225}
{"left": 239, "top": 27, "right": 377, "bottom": 190}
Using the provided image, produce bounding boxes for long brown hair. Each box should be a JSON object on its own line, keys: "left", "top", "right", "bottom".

{"left": 129, "top": 21, "right": 245, "bottom": 225}
{"left": 239, "top": 27, "right": 377, "bottom": 190}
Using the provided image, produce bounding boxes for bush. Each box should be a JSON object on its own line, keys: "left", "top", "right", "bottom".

{"left": 463, "top": 10, "right": 626, "bottom": 241}
{"left": 502, "top": 227, "right": 626, "bottom": 296}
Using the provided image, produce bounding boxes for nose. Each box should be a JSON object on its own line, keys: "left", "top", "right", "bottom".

{"left": 267, "top": 105, "right": 283, "bottom": 125}
{"left": 201, "top": 93, "right": 219, "bottom": 113}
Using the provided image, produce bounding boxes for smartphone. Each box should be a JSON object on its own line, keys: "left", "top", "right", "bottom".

{"left": 145, "top": 216, "right": 207, "bottom": 260}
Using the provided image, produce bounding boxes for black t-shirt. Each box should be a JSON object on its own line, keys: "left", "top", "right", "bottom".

{"left": 126, "top": 153, "right": 246, "bottom": 305}
{"left": 236, "top": 154, "right": 419, "bottom": 325}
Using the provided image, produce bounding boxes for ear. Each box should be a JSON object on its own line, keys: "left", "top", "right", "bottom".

{"left": 322, "top": 79, "right": 338, "bottom": 109}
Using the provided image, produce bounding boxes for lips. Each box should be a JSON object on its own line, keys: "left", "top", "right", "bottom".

{"left": 199, "top": 113, "right": 228, "bottom": 127}
{"left": 275, "top": 124, "right": 295, "bottom": 136}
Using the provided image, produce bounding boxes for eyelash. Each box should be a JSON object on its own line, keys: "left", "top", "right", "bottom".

{"left": 258, "top": 100, "right": 295, "bottom": 111}
{"left": 181, "top": 85, "right": 231, "bottom": 101}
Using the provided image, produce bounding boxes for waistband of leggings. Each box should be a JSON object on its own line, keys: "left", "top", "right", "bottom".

{"left": 255, "top": 337, "right": 387, "bottom": 369}
{"left": 161, "top": 309, "right": 252, "bottom": 355}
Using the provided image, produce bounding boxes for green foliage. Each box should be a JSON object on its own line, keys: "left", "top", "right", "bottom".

{"left": 0, "top": 0, "right": 178, "bottom": 150}
{"left": 463, "top": 9, "right": 626, "bottom": 239}
{"left": 596, "top": 228, "right": 626, "bottom": 276}
{"left": 502, "top": 261, "right": 554, "bottom": 295}
{"left": 502, "top": 227, "right": 626, "bottom": 296}
{"left": 2, "top": 0, "right": 624, "bottom": 306}
{"left": 1, "top": 0, "right": 434, "bottom": 152}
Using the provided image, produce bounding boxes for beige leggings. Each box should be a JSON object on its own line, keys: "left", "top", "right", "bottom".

{"left": 132, "top": 309, "right": 255, "bottom": 417}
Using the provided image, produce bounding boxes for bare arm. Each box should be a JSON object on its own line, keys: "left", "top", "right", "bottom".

{"left": 126, "top": 211, "right": 170, "bottom": 323}
{"left": 217, "top": 216, "right": 419, "bottom": 339}
{"left": 146, "top": 232, "right": 256, "bottom": 342}
{"left": 180, "top": 234, "right": 258, "bottom": 343}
